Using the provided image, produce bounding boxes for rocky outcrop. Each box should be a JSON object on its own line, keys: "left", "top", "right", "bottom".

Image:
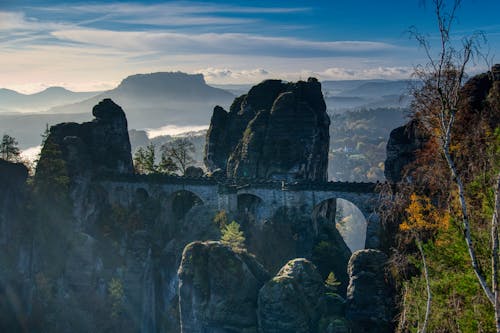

{"left": 37, "top": 98, "right": 133, "bottom": 179}
{"left": 178, "top": 241, "right": 269, "bottom": 333}
{"left": 0, "top": 158, "right": 28, "bottom": 245}
{"left": 384, "top": 119, "right": 427, "bottom": 183}
{"left": 257, "top": 258, "right": 327, "bottom": 333}
{"left": 204, "top": 78, "right": 330, "bottom": 181}
{"left": 346, "top": 249, "right": 394, "bottom": 333}
{"left": 0, "top": 160, "right": 30, "bottom": 332}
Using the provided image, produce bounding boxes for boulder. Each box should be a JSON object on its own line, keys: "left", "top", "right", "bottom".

{"left": 184, "top": 166, "right": 204, "bottom": 178}
{"left": 346, "top": 249, "right": 393, "bottom": 333}
{"left": 257, "top": 258, "right": 326, "bottom": 333}
{"left": 205, "top": 78, "right": 330, "bottom": 181}
{"left": 178, "top": 241, "right": 269, "bottom": 333}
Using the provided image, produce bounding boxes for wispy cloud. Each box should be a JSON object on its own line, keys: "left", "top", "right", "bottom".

{"left": 29, "top": 2, "right": 309, "bottom": 28}
{"left": 50, "top": 28, "right": 400, "bottom": 58}
{"left": 0, "top": 2, "right": 420, "bottom": 92}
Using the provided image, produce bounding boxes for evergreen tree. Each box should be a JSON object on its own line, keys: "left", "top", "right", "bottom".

{"left": 220, "top": 221, "right": 245, "bottom": 251}
{"left": 325, "top": 271, "right": 341, "bottom": 294}
{"left": 133, "top": 144, "right": 156, "bottom": 174}
{"left": 0, "top": 134, "right": 20, "bottom": 162}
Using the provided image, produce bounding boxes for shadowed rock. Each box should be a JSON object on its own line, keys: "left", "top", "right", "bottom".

{"left": 205, "top": 78, "right": 330, "bottom": 181}
{"left": 37, "top": 98, "right": 133, "bottom": 178}
{"left": 178, "top": 241, "right": 269, "bottom": 333}
{"left": 257, "top": 258, "right": 326, "bottom": 333}
{"left": 346, "top": 249, "right": 394, "bottom": 333}
{"left": 384, "top": 119, "right": 427, "bottom": 183}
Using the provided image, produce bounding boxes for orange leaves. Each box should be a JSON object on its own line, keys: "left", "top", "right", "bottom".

{"left": 400, "top": 193, "right": 450, "bottom": 234}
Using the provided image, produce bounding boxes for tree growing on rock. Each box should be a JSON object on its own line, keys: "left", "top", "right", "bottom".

{"left": 0, "top": 134, "right": 20, "bottom": 162}
{"left": 220, "top": 221, "right": 245, "bottom": 252}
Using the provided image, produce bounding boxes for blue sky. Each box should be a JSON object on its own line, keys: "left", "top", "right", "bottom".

{"left": 1, "top": 0, "right": 499, "bottom": 92}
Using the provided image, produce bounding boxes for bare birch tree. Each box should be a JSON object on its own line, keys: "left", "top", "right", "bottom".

{"left": 410, "top": 0, "right": 500, "bottom": 330}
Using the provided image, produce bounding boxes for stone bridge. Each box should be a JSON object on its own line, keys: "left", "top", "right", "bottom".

{"left": 96, "top": 174, "right": 382, "bottom": 248}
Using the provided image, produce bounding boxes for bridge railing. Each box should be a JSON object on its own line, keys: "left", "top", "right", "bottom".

{"left": 94, "top": 173, "right": 379, "bottom": 193}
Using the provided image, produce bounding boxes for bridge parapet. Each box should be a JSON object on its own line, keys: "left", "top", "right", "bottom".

{"left": 94, "top": 173, "right": 379, "bottom": 194}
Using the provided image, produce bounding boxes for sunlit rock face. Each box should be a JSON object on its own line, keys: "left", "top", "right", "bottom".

{"left": 205, "top": 78, "right": 330, "bottom": 182}
{"left": 178, "top": 241, "right": 269, "bottom": 333}
{"left": 37, "top": 98, "right": 133, "bottom": 179}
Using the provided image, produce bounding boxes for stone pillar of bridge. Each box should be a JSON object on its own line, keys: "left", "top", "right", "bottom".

{"left": 364, "top": 212, "right": 381, "bottom": 249}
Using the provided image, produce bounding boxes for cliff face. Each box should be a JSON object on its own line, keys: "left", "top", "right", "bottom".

{"left": 385, "top": 64, "right": 500, "bottom": 183}
{"left": 0, "top": 159, "right": 30, "bottom": 332}
{"left": 204, "top": 78, "right": 330, "bottom": 182}
{"left": 384, "top": 119, "right": 428, "bottom": 183}
{"left": 37, "top": 98, "right": 133, "bottom": 179}
{"left": 346, "top": 249, "right": 394, "bottom": 333}
{"left": 178, "top": 241, "right": 269, "bottom": 333}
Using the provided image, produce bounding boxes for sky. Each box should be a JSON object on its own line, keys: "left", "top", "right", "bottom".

{"left": 1, "top": 0, "right": 499, "bottom": 93}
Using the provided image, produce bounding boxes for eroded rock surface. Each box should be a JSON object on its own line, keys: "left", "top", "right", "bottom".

{"left": 204, "top": 78, "right": 330, "bottom": 181}
{"left": 346, "top": 249, "right": 393, "bottom": 333}
{"left": 178, "top": 241, "right": 269, "bottom": 333}
{"left": 258, "top": 258, "right": 337, "bottom": 333}
{"left": 384, "top": 119, "right": 427, "bottom": 183}
{"left": 37, "top": 98, "right": 133, "bottom": 179}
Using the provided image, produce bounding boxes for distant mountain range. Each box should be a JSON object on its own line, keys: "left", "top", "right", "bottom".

{"left": 0, "top": 73, "right": 412, "bottom": 148}
{"left": 0, "top": 87, "right": 100, "bottom": 113}
{"left": 322, "top": 79, "right": 413, "bottom": 112}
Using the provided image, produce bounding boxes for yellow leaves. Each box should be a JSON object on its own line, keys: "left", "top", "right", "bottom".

{"left": 401, "top": 193, "right": 450, "bottom": 234}
{"left": 449, "top": 143, "right": 461, "bottom": 153}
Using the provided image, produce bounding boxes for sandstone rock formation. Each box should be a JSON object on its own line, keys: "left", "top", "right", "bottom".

{"left": 385, "top": 64, "right": 500, "bottom": 184}
{"left": 204, "top": 78, "right": 330, "bottom": 181}
{"left": 257, "top": 258, "right": 326, "bottom": 333}
{"left": 37, "top": 98, "right": 133, "bottom": 179}
{"left": 346, "top": 249, "right": 394, "bottom": 333}
{"left": 384, "top": 119, "right": 427, "bottom": 183}
{"left": 178, "top": 241, "right": 269, "bottom": 333}
{"left": 0, "top": 159, "right": 29, "bottom": 332}
{"left": 0, "top": 158, "right": 28, "bottom": 250}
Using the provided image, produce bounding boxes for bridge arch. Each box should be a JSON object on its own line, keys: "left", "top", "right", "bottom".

{"left": 311, "top": 198, "right": 367, "bottom": 252}
{"left": 168, "top": 190, "right": 204, "bottom": 220}
{"left": 306, "top": 190, "right": 380, "bottom": 249}
{"left": 237, "top": 193, "right": 265, "bottom": 221}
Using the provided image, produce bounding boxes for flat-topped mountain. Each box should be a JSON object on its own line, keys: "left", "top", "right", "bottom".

{"left": 47, "top": 72, "right": 234, "bottom": 128}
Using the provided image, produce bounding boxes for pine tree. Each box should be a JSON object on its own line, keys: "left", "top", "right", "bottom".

{"left": 325, "top": 272, "right": 341, "bottom": 294}
{"left": 0, "top": 134, "right": 20, "bottom": 162}
{"left": 220, "top": 221, "right": 245, "bottom": 251}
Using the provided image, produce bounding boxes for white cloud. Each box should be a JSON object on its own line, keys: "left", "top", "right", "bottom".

{"left": 198, "top": 68, "right": 272, "bottom": 82}
{"left": 146, "top": 125, "right": 209, "bottom": 139}
{"left": 50, "top": 28, "right": 399, "bottom": 58}
{"left": 321, "top": 66, "right": 412, "bottom": 80}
